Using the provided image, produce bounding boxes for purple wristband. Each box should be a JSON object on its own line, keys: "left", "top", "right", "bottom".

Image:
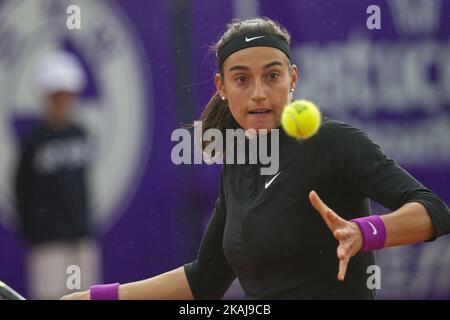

{"left": 90, "top": 283, "right": 120, "bottom": 300}
{"left": 351, "top": 215, "right": 387, "bottom": 252}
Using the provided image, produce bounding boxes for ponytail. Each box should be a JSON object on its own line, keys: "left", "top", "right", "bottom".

{"left": 186, "top": 91, "right": 238, "bottom": 158}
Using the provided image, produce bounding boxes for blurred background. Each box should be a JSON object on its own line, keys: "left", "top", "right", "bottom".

{"left": 0, "top": 0, "right": 449, "bottom": 299}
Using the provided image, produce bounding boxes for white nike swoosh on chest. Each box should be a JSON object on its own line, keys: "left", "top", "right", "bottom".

{"left": 265, "top": 172, "right": 281, "bottom": 189}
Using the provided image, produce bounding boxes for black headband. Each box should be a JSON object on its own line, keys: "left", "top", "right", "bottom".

{"left": 217, "top": 33, "right": 292, "bottom": 69}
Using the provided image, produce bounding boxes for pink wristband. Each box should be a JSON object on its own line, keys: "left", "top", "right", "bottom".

{"left": 351, "top": 215, "right": 387, "bottom": 252}
{"left": 89, "top": 283, "right": 120, "bottom": 300}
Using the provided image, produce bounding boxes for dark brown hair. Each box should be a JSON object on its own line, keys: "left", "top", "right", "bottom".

{"left": 190, "top": 17, "right": 292, "bottom": 156}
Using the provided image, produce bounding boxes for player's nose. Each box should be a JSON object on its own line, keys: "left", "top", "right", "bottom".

{"left": 251, "top": 80, "right": 267, "bottom": 103}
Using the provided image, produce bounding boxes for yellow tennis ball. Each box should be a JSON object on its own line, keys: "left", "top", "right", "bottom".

{"left": 281, "top": 100, "right": 321, "bottom": 139}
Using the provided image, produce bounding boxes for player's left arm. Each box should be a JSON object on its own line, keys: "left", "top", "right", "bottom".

{"left": 381, "top": 201, "right": 434, "bottom": 246}
{"left": 309, "top": 191, "right": 434, "bottom": 281}
{"left": 308, "top": 122, "right": 450, "bottom": 281}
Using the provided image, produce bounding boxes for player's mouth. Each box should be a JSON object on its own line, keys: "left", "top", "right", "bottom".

{"left": 248, "top": 108, "right": 272, "bottom": 116}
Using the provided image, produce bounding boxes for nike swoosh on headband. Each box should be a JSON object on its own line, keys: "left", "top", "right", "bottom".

{"left": 245, "top": 35, "right": 265, "bottom": 42}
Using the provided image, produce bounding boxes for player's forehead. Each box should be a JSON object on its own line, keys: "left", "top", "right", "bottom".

{"left": 222, "top": 46, "right": 290, "bottom": 73}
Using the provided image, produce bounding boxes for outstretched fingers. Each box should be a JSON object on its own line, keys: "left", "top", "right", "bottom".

{"left": 309, "top": 191, "right": 344, "bottom": 231}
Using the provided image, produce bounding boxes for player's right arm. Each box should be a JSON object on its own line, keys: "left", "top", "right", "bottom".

{"left": 61, "top": 266, "right": 193, "bottom": 300}
{"left": 62, "top": 168, "right": 235, "bottom": 300}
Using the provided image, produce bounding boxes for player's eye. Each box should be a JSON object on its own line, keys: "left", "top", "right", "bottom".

{"left": 268, "top": 72, "right": 280, "bottom": 80}
{"left": 234, "top": 76, "right": 248, "bottom": 84}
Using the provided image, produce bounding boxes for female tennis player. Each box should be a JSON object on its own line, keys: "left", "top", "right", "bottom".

{"left": 62, "top": 17, "right": 450, "bottom": 300}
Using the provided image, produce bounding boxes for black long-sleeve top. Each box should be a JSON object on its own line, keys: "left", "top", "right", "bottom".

{"left": 184, "top": 118, "right": 450, "bottom": 299}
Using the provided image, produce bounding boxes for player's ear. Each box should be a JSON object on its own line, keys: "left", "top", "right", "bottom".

{"left": 290, "top": 64, "right": 298, "bottom": 90}
{"left": 215, "top": 73, "right": 226, "bottom": 98}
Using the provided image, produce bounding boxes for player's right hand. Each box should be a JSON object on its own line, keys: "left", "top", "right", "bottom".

{"left": 60, "top": 290, "right": 90, "bottom": 300}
